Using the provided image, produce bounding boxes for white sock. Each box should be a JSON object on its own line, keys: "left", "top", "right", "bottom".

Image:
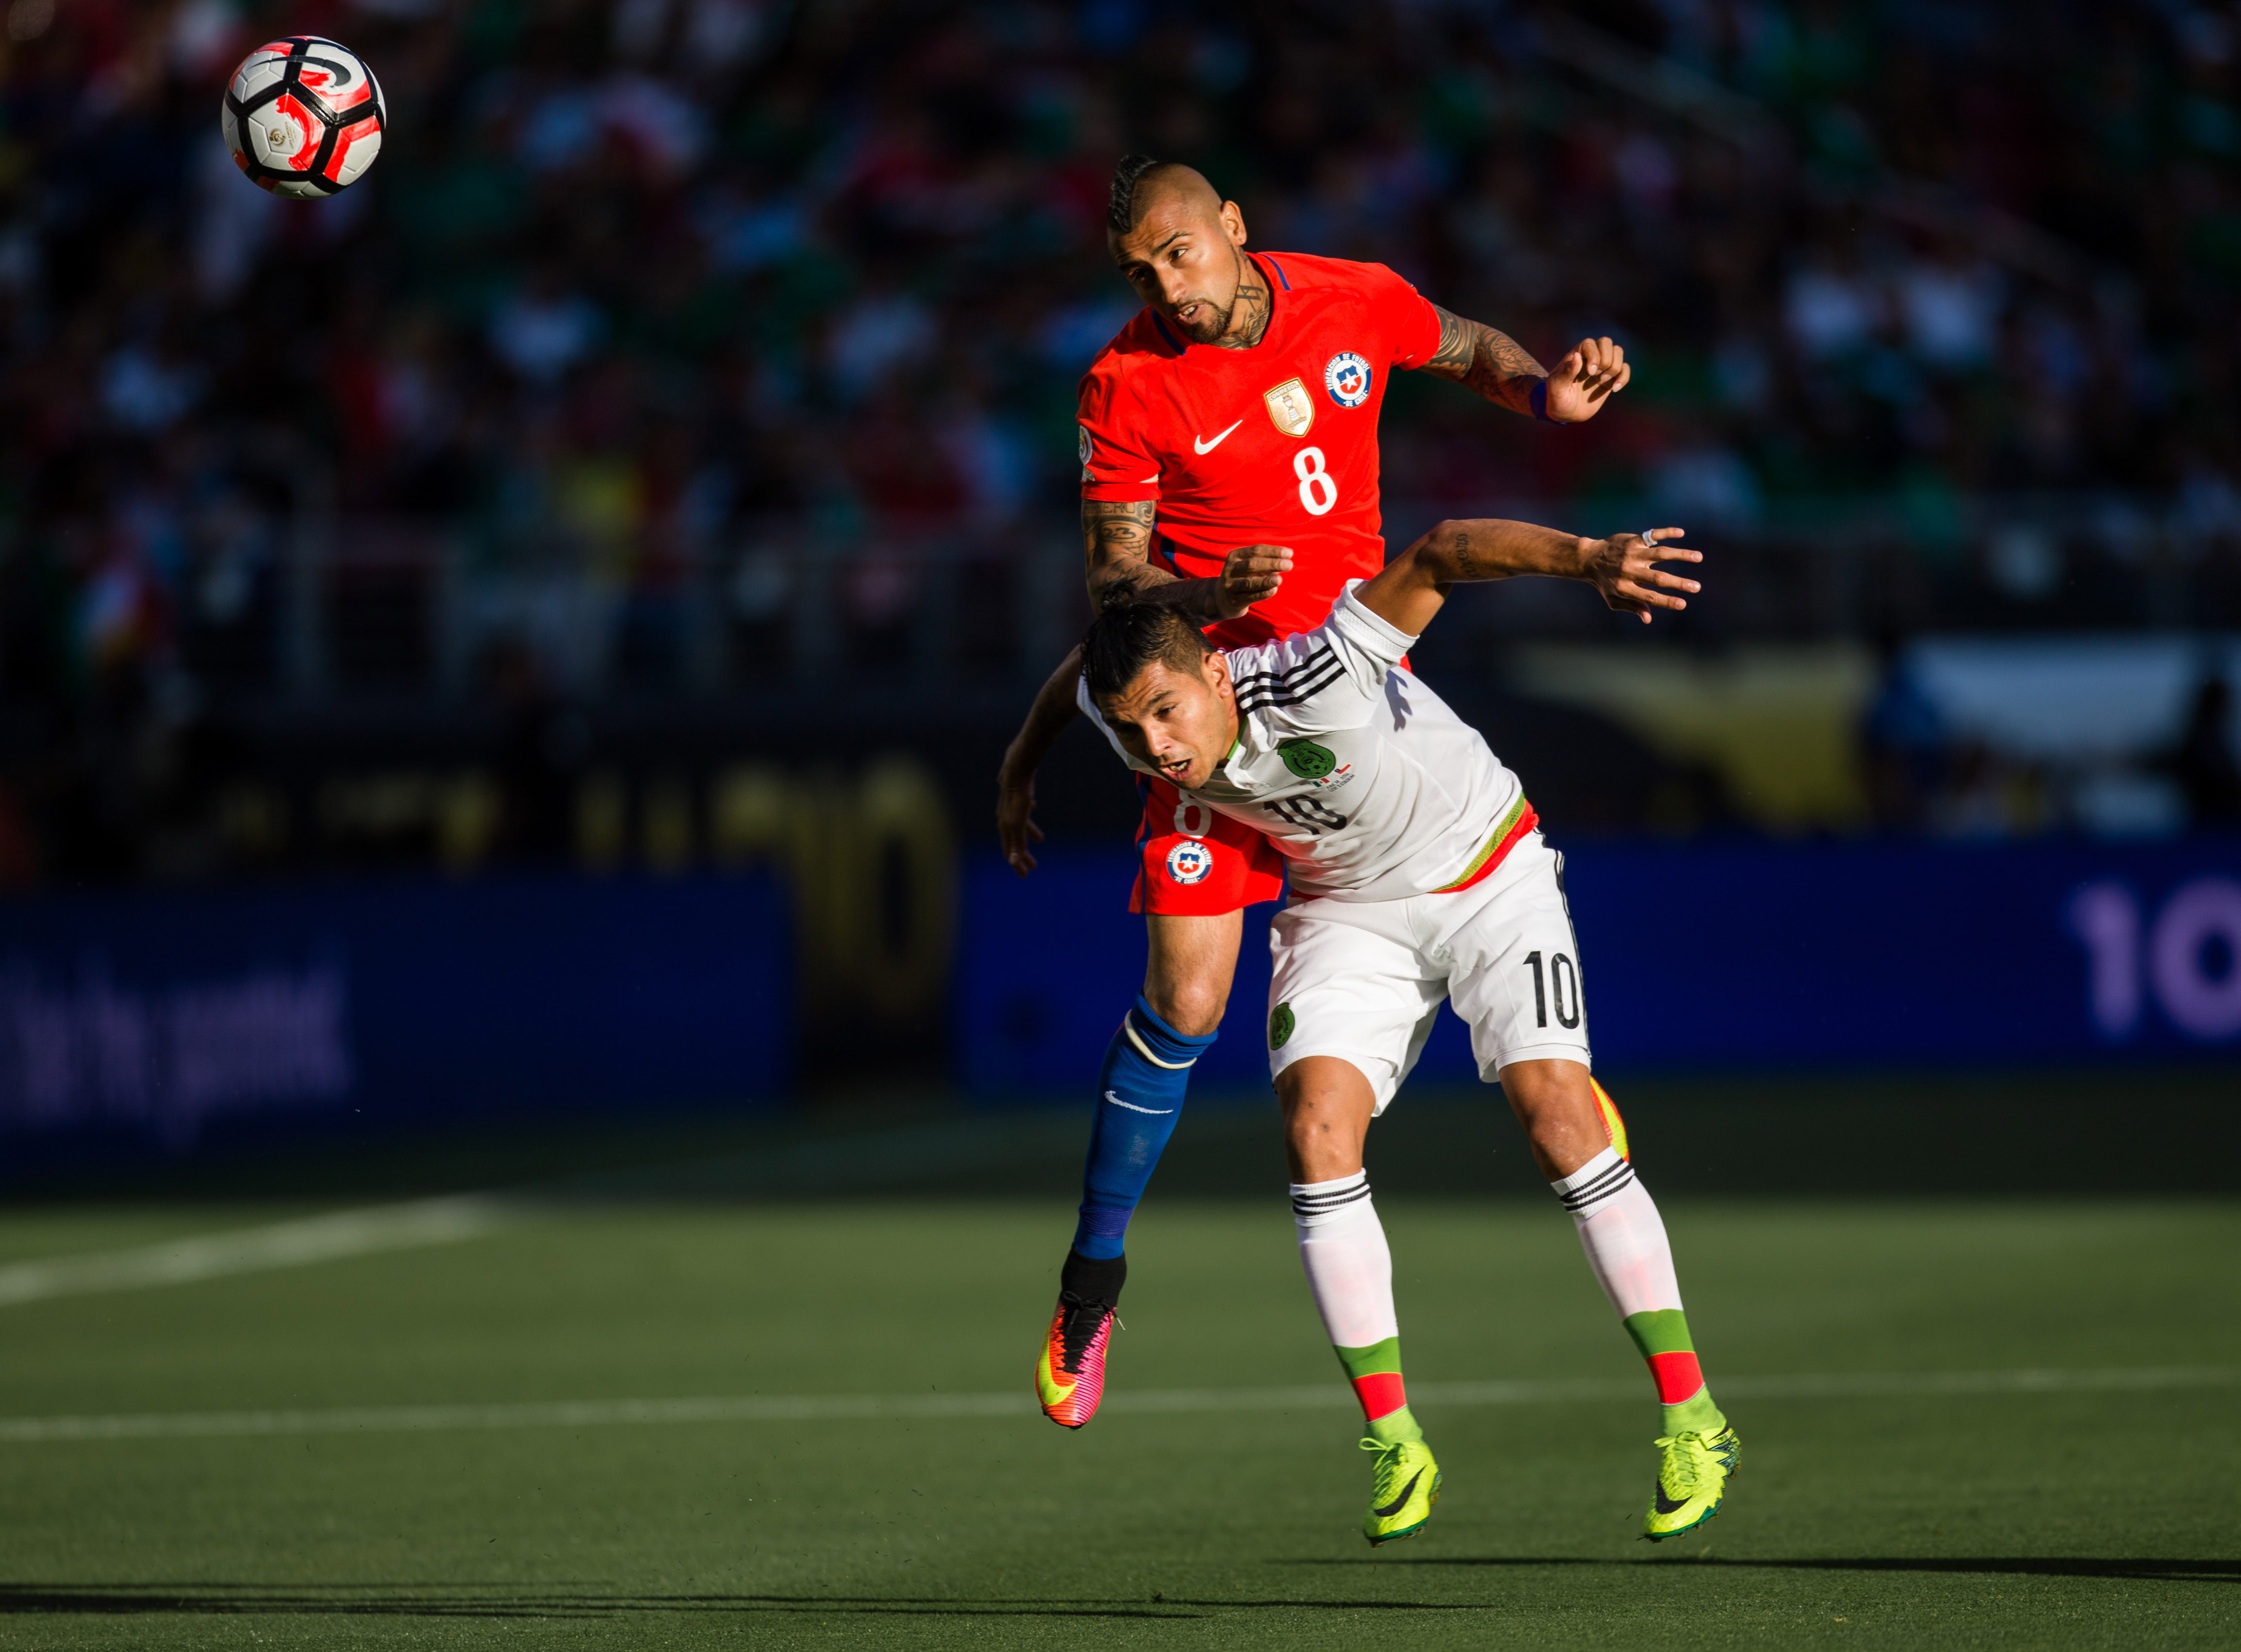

{"left": 1550, "top": 1147, "right": 1683, "bottom": 1319}
{"left": 1290, "top": 1171, "right": 1397, "bottom": 1348}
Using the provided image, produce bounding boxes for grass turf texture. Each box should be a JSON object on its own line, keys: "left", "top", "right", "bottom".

{"left": 0, "top": 1192, "right": 2233, "bottom": 1649}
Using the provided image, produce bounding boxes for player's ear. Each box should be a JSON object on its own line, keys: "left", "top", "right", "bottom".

{"left": 1220, "top": 200, "right": 1247, "bottom": 247}
{"left": 1204, "top": 649, "right": 1234, "bottom": 697}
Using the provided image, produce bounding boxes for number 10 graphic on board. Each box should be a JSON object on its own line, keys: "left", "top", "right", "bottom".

{"left": 2070, "top": 878, "right": 2241, "bottom": 1042}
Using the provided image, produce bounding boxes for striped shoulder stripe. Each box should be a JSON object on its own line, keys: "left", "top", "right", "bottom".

{"left": 1235, "top": 650, "right": 1342, "bottom": 695}
{"left": 1236, "top": 655, "right": 1346, "bottom": 714}
{"left": 1230, "top": 644, "right": 1335, "bottom": 692}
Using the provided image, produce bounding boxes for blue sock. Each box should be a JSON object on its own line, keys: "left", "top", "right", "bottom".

{"left": 1070, "top": 994, "right": 1217, "bottom": 1261}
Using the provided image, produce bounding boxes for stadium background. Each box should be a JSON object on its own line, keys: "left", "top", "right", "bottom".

{"left": 0, "top": 1, "right": 2235, "bottom": 1646}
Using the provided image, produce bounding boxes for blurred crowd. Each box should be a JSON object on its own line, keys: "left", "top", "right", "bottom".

{"left": 3, "top": 0, "right": 2240, "bottom": 881}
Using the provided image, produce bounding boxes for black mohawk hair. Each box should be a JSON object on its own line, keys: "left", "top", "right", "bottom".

{"left": 1108, "top": 153, "right": 1167, "bottom": 235}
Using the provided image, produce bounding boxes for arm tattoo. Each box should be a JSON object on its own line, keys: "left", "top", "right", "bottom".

{"left": 1426, "top": 304, "right": 1545, "bottom": 416}
{"left": 1082, "top": 499, "right": 1156, "bottom": 566}
{"left": 1083, "top": 499, "right": 1169, "bottom": 610}
{"left": 1446, "top": 526, "right": 1508, "bottom": 582}
{"left": 1080, "top": 497, "right": 1226, "bottom": 621}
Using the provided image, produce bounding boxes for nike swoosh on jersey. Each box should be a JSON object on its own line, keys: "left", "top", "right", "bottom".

{"left": 1104, "top": 1091, "right": 1174, "bottom": 1114}
{"left": 1193, "top": 420, "right": 1244, "bottom": 454}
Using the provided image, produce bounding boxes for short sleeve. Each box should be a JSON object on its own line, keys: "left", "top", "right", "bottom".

{"left": 1326, "top": 579, "right": 1419, "bottom": 666}
{"left": 1360, "top": 262, "right": 1443, "bottom": 371}
{"left": 1077, "top": 358, "right": 1162, "bottom": 503}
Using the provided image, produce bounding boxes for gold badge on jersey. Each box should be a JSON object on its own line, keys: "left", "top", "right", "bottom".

{"left": 1263, "top": 377, "right": 1315, "bottom": 438}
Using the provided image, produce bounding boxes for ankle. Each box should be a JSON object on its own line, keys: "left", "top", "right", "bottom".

{"left": 1364, "top": 1404, "right": 1424, "bottom": 1447}
{"left": 1059, "top": 1248, "right": 1126, "bottom": 1306}
{"left": 1663, "top": 1390, "right": 1725, "bottom": 1437}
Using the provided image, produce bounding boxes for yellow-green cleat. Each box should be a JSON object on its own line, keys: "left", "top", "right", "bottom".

{"left": 1360, "top": 1436, "right": 1441, "bottom": 1546}
{"left": 1643, "top": 1424, "right": 1740, "bottom": 1541}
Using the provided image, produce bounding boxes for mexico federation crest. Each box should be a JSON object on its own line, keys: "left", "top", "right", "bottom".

{"left": 1324, "top": 352, "right": 1372, "bottom": 408}
{"left": 1077, "top": 423, "right": 1092, "bottom": 481}
{"left": 1166, "top": 839, "right": 1213, "bottom": 884}
{"left": 1263, "top": 377, "right": 1315, "bottom": 437}
{"left": 1269, "top": 1001, "right": 1295, "bottom": 1049}
{"left": 1279, "top": 737, "right": 1338, "bottom": 779}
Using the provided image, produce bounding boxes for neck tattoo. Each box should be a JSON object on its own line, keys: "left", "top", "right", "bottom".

{"left": 1220, "top": 255, "right": 1271, "bottom": 350}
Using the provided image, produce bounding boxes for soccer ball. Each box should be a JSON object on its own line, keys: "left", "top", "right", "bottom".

{"left": 221, "top": 37, "right": 386, "bottom": 199}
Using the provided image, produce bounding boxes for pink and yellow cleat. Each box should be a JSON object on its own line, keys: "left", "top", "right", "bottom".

{"left": 1035, "top": 1293, "right": 1116, "bottom": 1428}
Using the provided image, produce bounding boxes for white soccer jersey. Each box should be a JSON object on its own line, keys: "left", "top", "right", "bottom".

{"left": 1080, "top": 583, "right": 1532, "bottom": 903}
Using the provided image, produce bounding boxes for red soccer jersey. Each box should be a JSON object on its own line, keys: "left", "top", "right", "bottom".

{"left": 1076, "top": 251, "right": 1442, "bottom": 649}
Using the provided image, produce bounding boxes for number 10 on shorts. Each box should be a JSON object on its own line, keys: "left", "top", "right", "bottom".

{"left": 1524, "top": 950, "right": 1582, "bottom": 1030}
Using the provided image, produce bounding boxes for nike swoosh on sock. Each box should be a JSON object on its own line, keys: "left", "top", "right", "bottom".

{"left": 1103, "top": 1091, "right": 1174, "bottom": 1114}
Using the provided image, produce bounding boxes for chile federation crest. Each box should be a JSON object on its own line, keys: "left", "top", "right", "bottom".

{"left": 1166, "top": 839, "right": 1214, "bottom": 885}
{"left": 1324, "top": 352, "right": 1372, "bottom": 408}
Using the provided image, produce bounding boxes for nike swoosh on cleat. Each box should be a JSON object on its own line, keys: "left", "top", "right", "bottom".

{"left": 1103, "top": 1092, "right": 1174, "bottom": 1114}
{"left": 1653, "top": 1486, "right": 1693, "bottom": 1515}
{"left": 1372, "top": 1469, "right": 1424, "bottom": 1518}
{"left": 1194, "top": 420, "right": 1244, "bottom": 454}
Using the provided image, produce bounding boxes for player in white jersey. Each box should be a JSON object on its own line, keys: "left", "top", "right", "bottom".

{"left": 1077, "top": 516, "right": 1742, "bottom": 1546}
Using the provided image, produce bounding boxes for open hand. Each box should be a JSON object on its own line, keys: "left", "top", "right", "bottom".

{"left": 1589, "top": 526, "right": 1701, "bottom": 624}
{"left": 996, "top": 763, "right": 1043, "bottom": 877}
{"left": 1543, "top": 337, "right": 1630, "bottom": 423}
{"left": 1215, "top": 543, "right": 1293, "bottom": 619}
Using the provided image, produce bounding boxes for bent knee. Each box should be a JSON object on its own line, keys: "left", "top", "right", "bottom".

{"left": 1143, "top": 952, "right": 1234, "bottom": 1036}
{"left": 1146, "top": 980, "right": 1229, "bottom": 1038}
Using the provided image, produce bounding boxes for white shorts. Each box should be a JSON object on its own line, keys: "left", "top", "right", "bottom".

{"left": 1265, "top": 832, "right": 1591, "bottom": 1112}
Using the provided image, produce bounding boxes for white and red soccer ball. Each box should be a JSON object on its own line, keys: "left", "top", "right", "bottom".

{"left": 221, "top": 36, "right": 385, "bottom": 199}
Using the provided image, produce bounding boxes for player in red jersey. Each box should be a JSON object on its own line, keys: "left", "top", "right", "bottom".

{"left": 1003, "top": 159, "right": 1683, "bottom": 1431}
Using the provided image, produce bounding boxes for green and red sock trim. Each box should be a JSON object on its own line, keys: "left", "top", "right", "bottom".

{"left": 1335, "top": 1336, "right": 1423, "bottom": 1444}
{"left": 1624, "top": 1309, "right": 1701, "bottom": 1396}
{"left": 1624, "top": 1308, "right": 1725, "bottom": 1434}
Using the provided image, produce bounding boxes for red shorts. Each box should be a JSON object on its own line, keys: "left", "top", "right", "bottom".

{"left": 1130, "top": 776, "right": 1287, "bottom": 916}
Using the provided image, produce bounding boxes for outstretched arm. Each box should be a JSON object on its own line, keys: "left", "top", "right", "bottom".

{"left": 1354, "top": 519, "right": 1702, "bottom": 638}
{"left": 996, "top": 645, "right": 1086, "bottom": 877}
{"left": 1421, "top": 307, "right": 1631, "bottom": 424}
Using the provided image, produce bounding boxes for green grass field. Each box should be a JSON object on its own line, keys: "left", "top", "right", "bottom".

{"left": 0, "top": 1097, "right": 2235, "bottom": 1649}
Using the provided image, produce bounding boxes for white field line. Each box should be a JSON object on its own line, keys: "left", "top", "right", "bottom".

{"left": 1, "top": 1365, "right": 2231, "bottom": 1444}
{"left": 0, "top": 1196, "right": 525, "bottom": 1309}
{"left": 0, "top": 1114, "right": 1091, "bottom": 1311}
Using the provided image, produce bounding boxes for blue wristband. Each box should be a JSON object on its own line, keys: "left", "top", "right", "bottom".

{"left": 1530, "top": 378, "right": 1557, "bottom": 423}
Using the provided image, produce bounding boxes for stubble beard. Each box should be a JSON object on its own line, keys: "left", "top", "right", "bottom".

{"left": 1172, "top": 245, "right": 1260, "bottom": 346}
{"left": 1171, "top": 292, "right": 1234, "bottom": 345}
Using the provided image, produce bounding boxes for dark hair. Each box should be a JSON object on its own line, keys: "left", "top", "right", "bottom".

{"left": 1082, "top": 603, "right": 1213, "bottom": 699}
{"left": 1107, "top": 153, "right": 1167, "bottom": 235}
